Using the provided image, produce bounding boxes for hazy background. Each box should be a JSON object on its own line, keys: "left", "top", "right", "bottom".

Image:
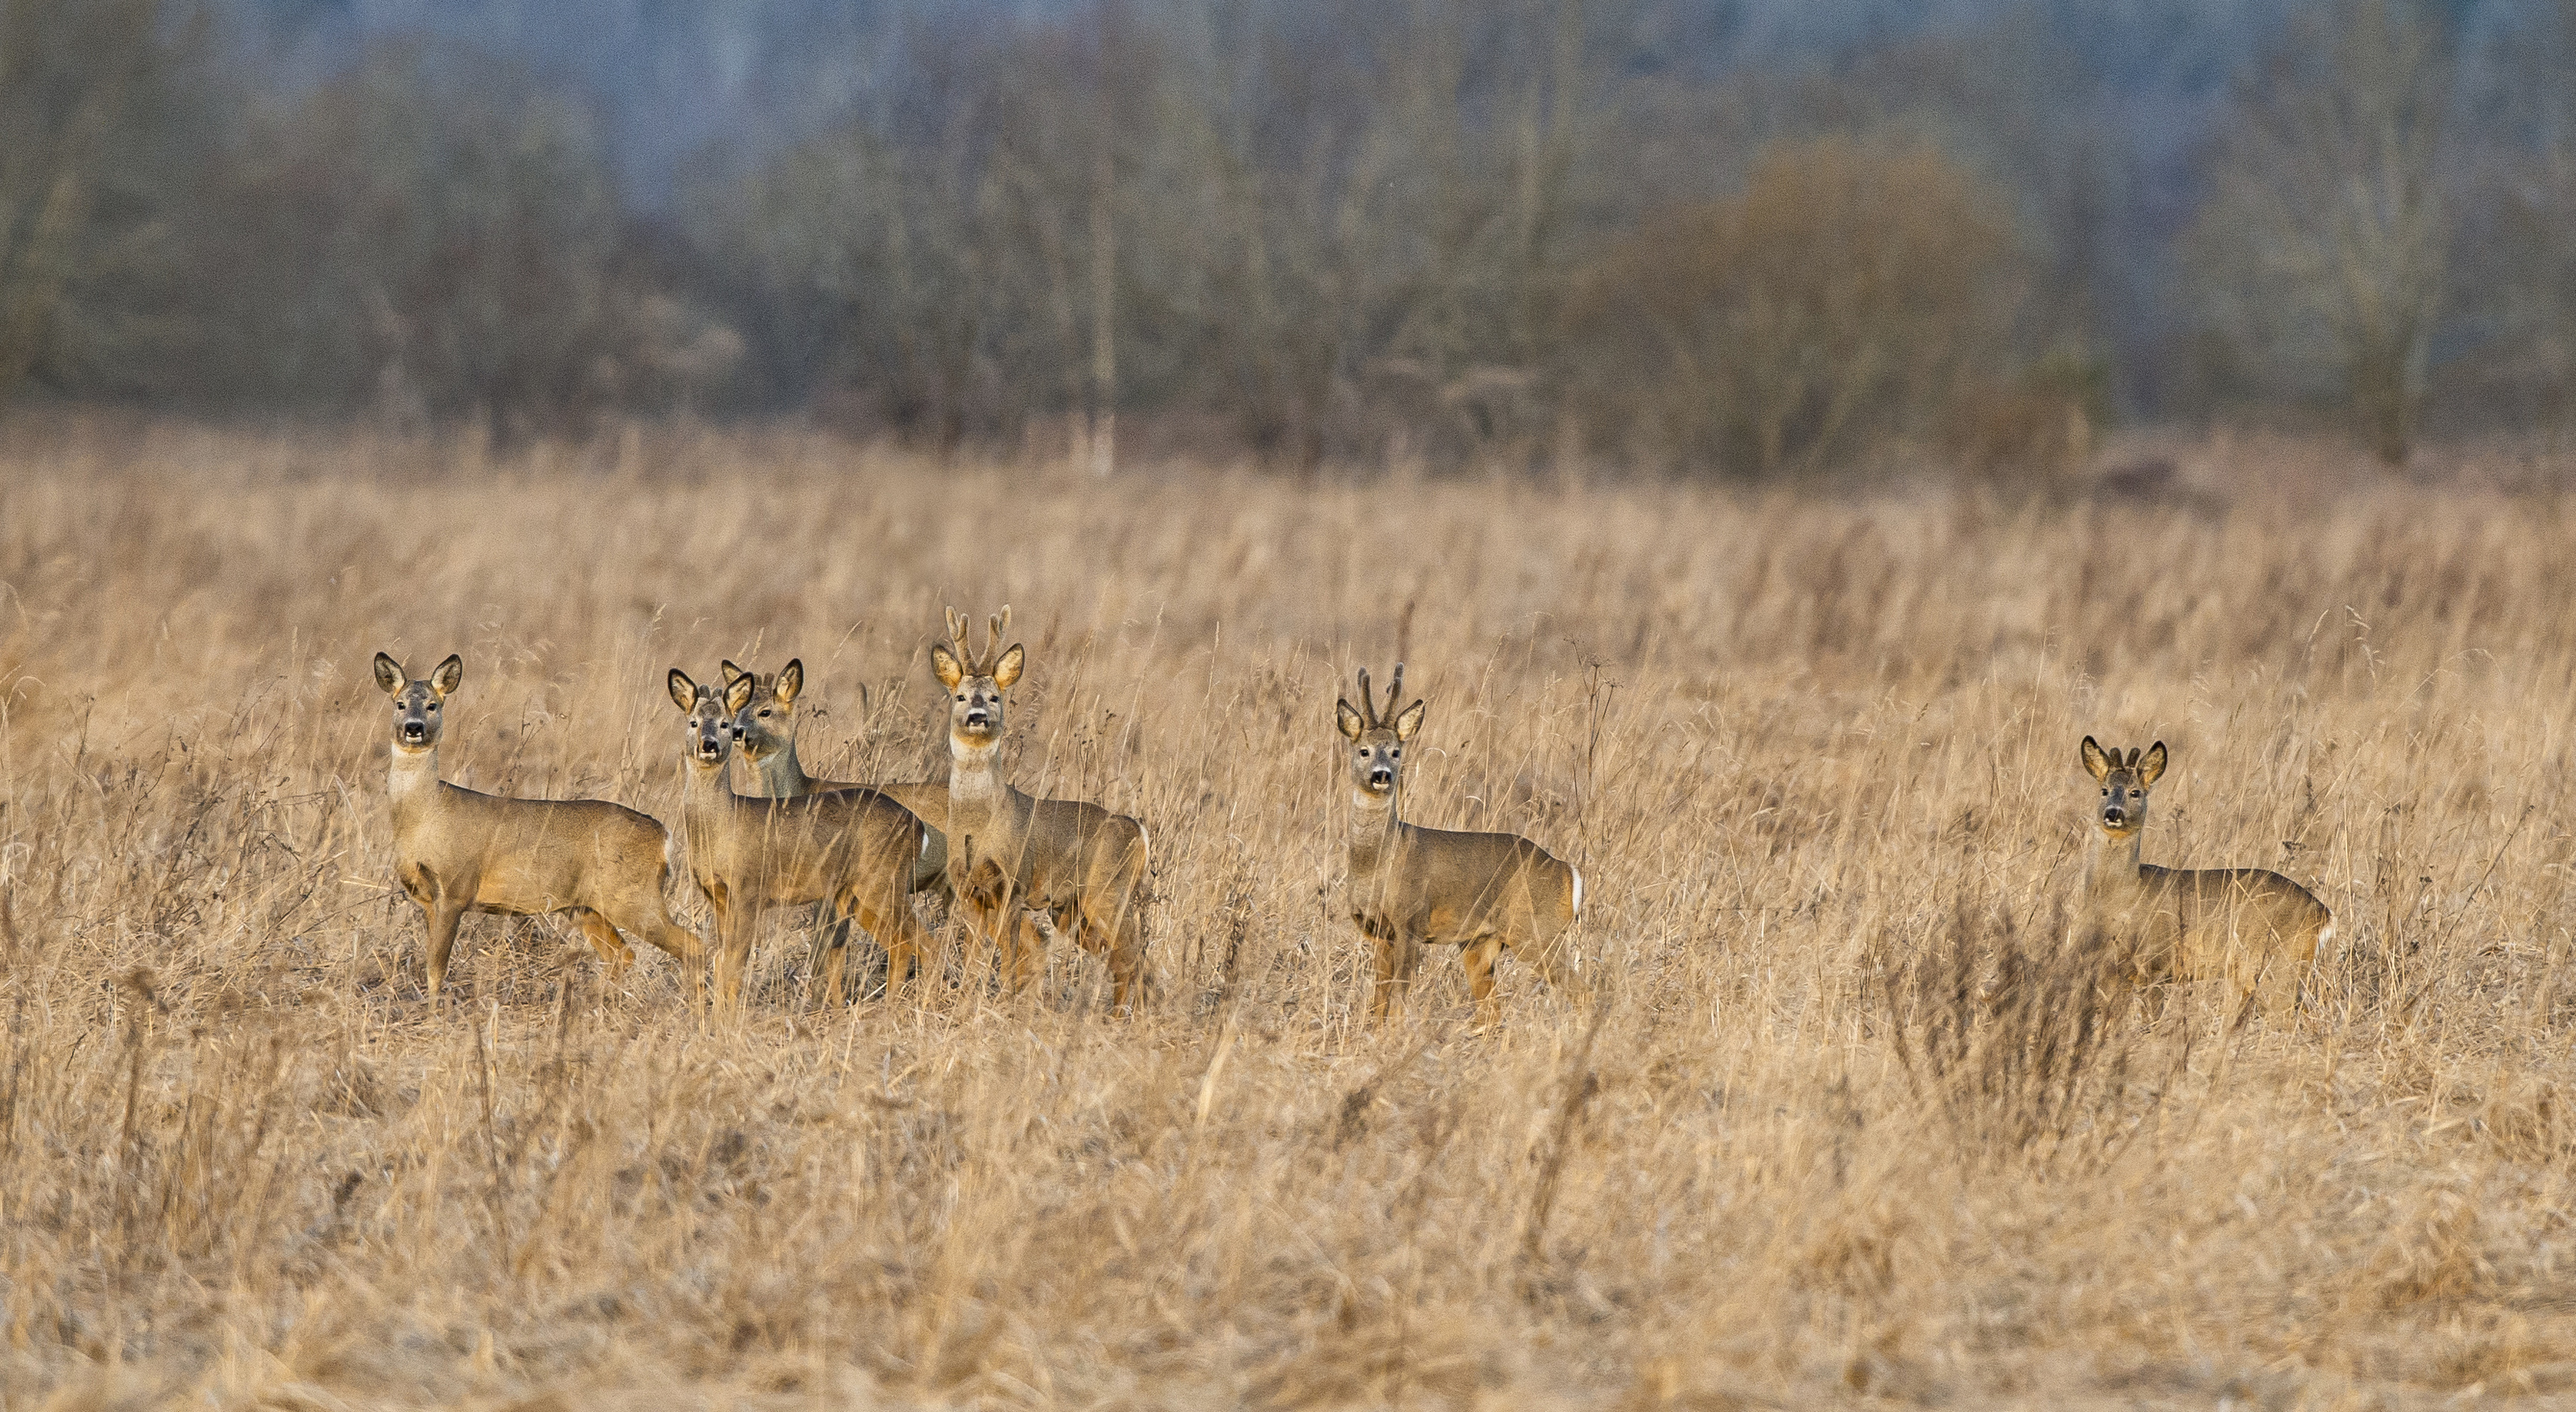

{"left": 4, "top": 0, "right": 2570, "bottom": 471}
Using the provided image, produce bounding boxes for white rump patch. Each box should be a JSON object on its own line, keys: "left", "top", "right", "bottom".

{"left": 1571, "top": 866, "right": 1585, "bottom": 918}
{"left": 2318, "top": 920, "right": 2336, "bottom": 952}
{"left": 1136, "top": 823, "right": 1150, "bottom": 856}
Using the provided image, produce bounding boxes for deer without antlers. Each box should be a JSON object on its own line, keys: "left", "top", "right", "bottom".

{"left": 668, "top": 667, "right": 936, "bottom": 1011}
{"left": 722, "top": 657, "right": 952, "bottom": 993}
{"left": 1337, "top": 664, "right": 1585, "bottom": 1028}
{"left": 930, "top": 606, "right": 1150, "bottom": 1009}
{"left": 372, "top": 651, "right": 704, "bottom": 999}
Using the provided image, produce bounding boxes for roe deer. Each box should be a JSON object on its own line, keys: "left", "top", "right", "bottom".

{"left": 929, "top": 607, "right": 1150, "bottom": 1009}
{"left": 372, "top": 651, "right": 704, "bottom": 999}
{"left": 721, "top": 658, "right": 952, "bottom": 888}
{"left": 2078, "top": 737, "right": 2333, "bottom": 1017}
{"left": 667, "top": 667, "right": 935, "bottom": 1010}
{"left": 721, "top": 658, "right": 952, "bottom": 990}
{"left": 1336, "top": 664, "right": 1583, "bottom": 1028}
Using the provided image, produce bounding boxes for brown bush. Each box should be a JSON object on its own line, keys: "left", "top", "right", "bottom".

{"left": 1562, "top": 135, "right": 2025, "bottom": 475}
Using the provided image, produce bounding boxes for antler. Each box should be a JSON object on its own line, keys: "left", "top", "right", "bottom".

{"left": 942, "top": 605, "right": 1016, "bottom": 674}
{"left": 986, "top": 606, "right": 1012, "bottom": 673}
{"left": 1355, "top": 667, "right": 1379, "bottom": 728}
{"left": 1381, "top": 663, "right": 1405, "bottom": 727}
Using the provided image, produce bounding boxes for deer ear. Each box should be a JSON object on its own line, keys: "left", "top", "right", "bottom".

{"left": 724, "top": 671, "right": 758, "bottom": 717}
{"left": 2139, "top": 741, "right": 2168, "bottom": 787}
{"left": 428, "top": 655, "right": 462, "bottom": 698}
{"left": 719, "top": 660, "right": 747, "bottom": 687}
{"left": 668, "top": 668, "right": 698, "bottom": 714}
{"left": 373, "top": 652, "right": 405, "bottom": 696}
{"left": 1336, "top": 699, "right": 1366, "bottom": 740}
{"left": 775, "top": 659, "right": 803, "bottom": 706}
{"left": 930, "top": 645, "right": 964, "bottom": 692}
{"left": 1392, "top": 699, "right": 1426, "bottom": 742}
{"left": 992, "top": 644, "right": 1025, "bottom": 690}
{"left": 2080, "top": 736, "right": 2111, "bottom": 781}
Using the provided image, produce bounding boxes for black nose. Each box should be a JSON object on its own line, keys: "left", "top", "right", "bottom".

{"left": 966, "top": 710, "right": 988, "bottom": 727}
{"left": 2103, "top": 808, "right": 2126, "bottom": 826}
{"left": 1368, "top": 767, "right": 1393, "bottom": 787}
{"left": 401, "top": 724, "right": 424, "bottom": 739}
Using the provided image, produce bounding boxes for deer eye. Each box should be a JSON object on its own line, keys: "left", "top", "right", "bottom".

{"left": 425, "top": 702, "right": 438, "bottom": 711}
{"left": 1390, "top": 748, "right": 1401, "bottom": 758}
{"left": 758, "top": 709, "right": 771, "bottom": 718}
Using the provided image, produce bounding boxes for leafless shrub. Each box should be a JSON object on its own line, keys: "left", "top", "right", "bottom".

{"left": 1876, "top": 901, "right": 2176, "bottom": 1170}
{"left": 2184, "top": 0, "right": 2450, "bottom": 464}
{"left": 1563, "top": 136, "right": 2025, "bottom": 476}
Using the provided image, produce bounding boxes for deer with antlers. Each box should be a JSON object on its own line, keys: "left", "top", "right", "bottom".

{"left": 2078, "top": 737, "right": 2333, "bottom": 1017}
{"left": 930, "top": 607, "right": 1150, "bottom": 1009}
{"left": 1337, "top": 664, "right": 1585, "bottom": 1027}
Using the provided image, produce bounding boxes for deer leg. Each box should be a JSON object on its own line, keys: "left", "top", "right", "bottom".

{"left": 803, "top": 893, "right": 852, "bottom": 1010}
{"left": 840, "top": 876, "right": 907, "bottom": 1005}
{"left": 629, "top": 906, "right": 707, "bottom": 1005}
{"left": 1004, "top": 908, "right": 1050, "bottom": 997}
{"left": 1097, "top": 890, "right": 1148, "bottom": 1012}
{"left": 604, "top": 873, "right": 701, "bottom": 981}
{"left": 799, "top": 901, "right": 841, "bottom": 996}
{"left": 878, "top": 880, "right": 935, "bottom": 1003}
{"left": 1367, "top": 926, "right": 1417, "bottom": 1022}
{"left": 1518, "top": 928, "right": 1590, "bottom": 1012}
{"left": 570, "top": 908, "right": 635, "bottom": 983}
{"left": 2245, "top": 942, "right": 2308, "bottom": 1022}
{"left": 423, "top": 895, "right": 469, "bottom": 1000}
{"left": 708, "top": 888, "right": 752, "bottom": 1016}
{"left": 1462, "top": 934, "right": 1505, "bottom": 1032}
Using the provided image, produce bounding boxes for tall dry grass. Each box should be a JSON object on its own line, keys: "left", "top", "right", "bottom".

{"left": 5, "top": 420, "right": 2576, "bottom": 1408}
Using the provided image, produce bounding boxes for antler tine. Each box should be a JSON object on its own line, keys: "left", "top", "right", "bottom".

{"left": 1356, "top": 667, "right": 1377, "bottom": 728}
{"left": 944, "top": 606, "right": 969, "bottom": 658}
{"left": 1382, "top": 662, "right": 1405, "bottom": 724}
{"left": 986, "top": 606, "right": 1012, "bottom": 673}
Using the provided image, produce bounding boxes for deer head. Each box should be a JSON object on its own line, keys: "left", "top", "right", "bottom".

{"left": 721, "top": 657, "right": 804, "bottom": 767}
{"left": 929, "top": 606, "right": 1022, "bottom": 751}
{"left": 2080, "top": 736, "right": 2168, "bottom": 837}
{"left": 375, "top": 651, "right": 462, "bottom": 753}
{"left": 670, "top": 667, "right": 757, "bottom": 770}
{"left": 1334, "top": 663, "right": 1424, "bottom": 806}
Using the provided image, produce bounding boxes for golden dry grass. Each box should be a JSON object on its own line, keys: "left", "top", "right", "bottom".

{"left": 5, "top": 420, "right": 2576, "bottom": 1408}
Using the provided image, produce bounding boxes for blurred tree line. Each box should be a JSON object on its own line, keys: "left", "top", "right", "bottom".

{"left": 4, "top": 0, "right": 2574, "bottom": 471}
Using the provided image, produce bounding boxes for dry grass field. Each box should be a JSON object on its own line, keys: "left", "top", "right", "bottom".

{"left": 8, "top": 420, "right": 2576, "bottom": 1408}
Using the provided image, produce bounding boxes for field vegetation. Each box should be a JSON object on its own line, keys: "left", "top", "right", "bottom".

{"left": 5, "top": 422, "right": 2576, "bottom": 1406}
